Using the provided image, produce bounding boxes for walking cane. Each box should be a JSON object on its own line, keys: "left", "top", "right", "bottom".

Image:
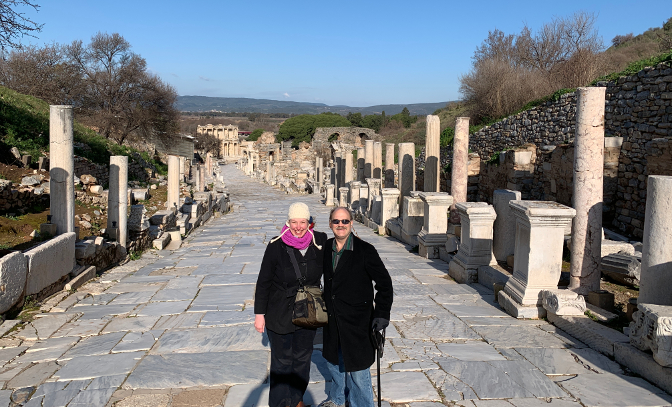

{"left": 373, "top": 327, "right": 386, "bottom": 407}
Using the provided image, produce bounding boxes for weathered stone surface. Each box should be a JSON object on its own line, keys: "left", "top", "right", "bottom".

{"left": 601, "top": 253, "right": 640, "bottom": 287}
{"left": 65, "top": 266, "right": 96, "bottom": 291}
{"left": 547, "top": 312, "right": 628, "bottom": 356}
{"left": 0, "top": 252, "right": 28, "bottom": 314}
{"left": 448, "top": 202, "right": 497, "bottom": 283}
{"left": 614, "top": 342, "right": 672, "bottom": 396}
{"left": 492, "top": 189, "right": 521, "bottom": 262}
{"left": 630, "top": 303, "right": 672, "bottom": 367}
{"left": 379, "top": 371, "right": 441, "bottom": 403}
{"left": 554, "top": 372, "right": 672, "bottom": 407}
{"left": 123, "top": 351, "right": 269, "bottom": 388}
{"left": 25, "top": 232, "right": 76, "bottom": 296}
{"left": 542, "top": 289, "right": 586, "bottom": 316}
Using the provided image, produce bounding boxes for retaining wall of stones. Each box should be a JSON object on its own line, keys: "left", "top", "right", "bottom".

{"left": 0, "top": 180, "right": 49, "bottom": 214}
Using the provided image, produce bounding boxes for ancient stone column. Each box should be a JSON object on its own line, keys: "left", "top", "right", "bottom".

{"left": 448, "top": 202, "right": 497, "bottom": 284}
{"left": 358, "top": 184, "right": 369, "bottom": 215}
{"left": 357, "top": 147, "right": 365, "bottom": 182}
{"left": 385, "top": 143, "right": 395, "bottom": 188}
{"left": 569, "top": 87, "right": 606, "bottom": 296}
{"left": 499, "top": 201, "right": 576, "bottom": 319}
{"left": 424, "top": 115, "right": 440, "bottom": 192}
{"left": 380, "top": 188, "right": 401, "bottom": 234}
{"left": 493, "top": 189, "right": 522, "bottom": 262}
{"left": 325, "top": 184, "right": 335, "bottom": 206}
{"left": 334, "top": 152, "right": 342, "bottom": 199}
{"left": 373, "top": 142, "right": 383, "bottom": 179}
{"left": 366, "top": 178, "right": 382, "bottom": 214}
{"left": 316, "top": 157, "right": 323, "bottom": 192}
{"left": 344, "top": 150, "right": 353, "bottom": 186}
{"left": 179, "top": 158, "right": 185, "bottom": 183}
{"left": 450, "top": 117, "right": 470, "bottom": 223}
{"left": 206, "top": 153, "right": 212, "bottom": 175}
{"left": 417, "top": 192, "right": 453, "bottom": 258}
{"left": 639, "top": 176, "right": 672, "bottom": 305}
{"left": 364, "top": 140, "right": 374, "bottom": 179}
{"left": 49, "top": 105, "right": 75, "bottom": 235}
{"left": 167, "top": 155, "right": 180, "bottom": 213}
{"left": 315, "top": 157, "right": 320, "bottom": 182}
{"left": 398, "top": 143, "right": 416, "bottom": 216}
{"left": 199, "top": 164, "right": 206, "bottom": 192}
{"left": 266, "top": 161, "right": 271, "bottom": 183}
{"left": 108, "top": 156, "right": 128, "bottom": 249}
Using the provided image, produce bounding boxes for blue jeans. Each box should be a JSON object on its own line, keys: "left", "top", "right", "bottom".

{"left": 325, "top": 347, "right": 375, "bottom": 407}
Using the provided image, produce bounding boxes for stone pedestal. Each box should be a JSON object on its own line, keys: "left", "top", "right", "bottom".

{"left": 358, "top": 185, "right": 368, "bottom": 215}
{"left": 380, "top": 188, "right": 400, "bottom": 235}
{"left": 373, "top": 142, "right": 382, "bottom": 179}
{"left": 401, "top": 193, "right": 424, "bottom": 246}
{"left": 339, "top": 187, "right": 349, "bottom": 207}
{"left": 630, "top": 303, "right": 672, "bottom": 367}
{"left": 325, "top": 184, "right": 335, "bottom": 206}
{"left": 365, "top": 178, "right": 381, "bottom": 214}
{"left": 349, "top": 181, "right": 361, "bottom": 212}
{"left": 424, "top": 115, "right": 440, "bottom": 193}
{"left": 448, "top": 202, "right": 497, "bottom": 284}
{"left": 49, "top": 105, "right": 75, "bottom": 235}
{"left": 569, "top": 87, "right": 606, "bottom": 295}
{"left": 384, "top": 143, "right": 395, "bottom": 188}
{"left": 493, "top": 189, "right": 522, "bottom": 262}
{"left": 356, "top": 147, "right": 365, "bottom": 182}
{"left": 179, "top": 158, "right": 185, "bottom": 183}
{"left": 639, "top": 176, "right": 672, "bottom": 305}
{"left": 39, "top": 223, "right": 58, "bottom": 237}
{"left": 398, "top": 142, "right": 415, "bottom": 215}
{"left": 364, "top": 140, "right": 374, "bottom": 180}
{"left": 450, "top": 117, "right": 469, "bottom": 224}
{"left": 316, "top": 157, "right": 323, "bottom": 192}
{"left": 167, "top": 155, "right": 180, "bottom": 213}
{"left": 417, "top": 192, "right": 453, "bottom": 259}
{"left": 108, "top": 156, "right": 129, "bottom": 249}
{"left": 498, "top": 201, "right": 576, "bottom": 318}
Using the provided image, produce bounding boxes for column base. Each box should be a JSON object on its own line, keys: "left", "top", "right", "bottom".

{"left": 448, "top": 259, "right": 477, "bottom": 284}
{"left": 498, "top": 290, "right": 546, "bottom": 319}
{"left": 418, "top": 231, "right": 447, "bottom": 259}
{"left": 445, "top": 233, "right": 459, "bottom": 252}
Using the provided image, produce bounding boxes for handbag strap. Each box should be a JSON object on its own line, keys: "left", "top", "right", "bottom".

{"left": 285, "top": 245, "right": 305, "bottom": 287}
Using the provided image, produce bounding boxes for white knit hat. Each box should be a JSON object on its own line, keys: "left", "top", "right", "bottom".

{"left": 288, "top": 202, "right": 310, "bottom": 221}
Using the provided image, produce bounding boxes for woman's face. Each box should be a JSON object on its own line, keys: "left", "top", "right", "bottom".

{"left": 288, "top": 218, "right": 309, "bottom": 238}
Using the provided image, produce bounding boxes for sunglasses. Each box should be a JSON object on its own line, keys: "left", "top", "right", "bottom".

{"left": 331, "top": 219, "right": 351, "bottom": 225}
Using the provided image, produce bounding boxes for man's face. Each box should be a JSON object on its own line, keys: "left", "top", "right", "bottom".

{"left": 329, "top": 208, "right": 352, "bottom": 239}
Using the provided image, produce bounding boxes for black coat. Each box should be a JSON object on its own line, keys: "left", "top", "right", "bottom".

{"left": 254, "top": 231, "right": 328, "bottom": 334}
{"left": 322, "top": 235, "right": 393, "bottom": 372}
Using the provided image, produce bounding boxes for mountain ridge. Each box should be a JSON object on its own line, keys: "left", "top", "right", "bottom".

{"left": 177, "top": 95, "right": 452, "bottom": 116}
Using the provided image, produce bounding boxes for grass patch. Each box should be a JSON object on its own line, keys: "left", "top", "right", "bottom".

{"left": 592, "top": 50, "right": 672, "bottom": 84}
{"left": 129, "top": 249, "right": 143, "bottom": 261}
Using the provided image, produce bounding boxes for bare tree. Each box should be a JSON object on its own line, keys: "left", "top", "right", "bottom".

{"left": 0, "top": 0, "right": 41, "bottom": 50}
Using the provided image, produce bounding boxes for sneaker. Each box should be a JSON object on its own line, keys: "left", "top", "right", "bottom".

{"left": 317, "top": 401, "right": 345, "bottom": 407}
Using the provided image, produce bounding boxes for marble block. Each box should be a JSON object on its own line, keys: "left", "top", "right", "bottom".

{"left": 493, "top": 189, "right": 521, "bottom": 262}
{"left": 401, "top": 195, "right": 424, "bottom": 246}
{"left": 499, "top": 201, "right": 575, "bottom": 319}
{"left": 448, "top": 202, "right": 497, "bottom": 284}
{"left": 418, "top": 192, "right": 453, "bottom": 259}
{"left": 630, "top": 303, "right": 672, "bottom": 367}
{"left": 542, "top": 289, "right": 586, "bottom": 316}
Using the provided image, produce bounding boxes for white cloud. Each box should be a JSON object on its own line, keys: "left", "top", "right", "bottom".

{"left": 283, "top": 92, "right": 290, "bottom": 98}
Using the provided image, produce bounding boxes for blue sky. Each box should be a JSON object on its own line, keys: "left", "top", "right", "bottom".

{"left": 18, "top": 0, "right": 672, "bottom": 107}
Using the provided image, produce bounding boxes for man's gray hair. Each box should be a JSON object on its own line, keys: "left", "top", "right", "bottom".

{"left": 329, "top": 206, "right": 353, "bottom": 222}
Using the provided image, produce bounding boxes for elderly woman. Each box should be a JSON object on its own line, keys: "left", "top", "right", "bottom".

{"left": 254, "top": 202, "right": 328, "bottom": 407}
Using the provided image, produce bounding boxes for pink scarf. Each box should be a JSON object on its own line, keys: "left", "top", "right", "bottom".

{"left": 275, "top": 225, "right": 321, "bottom": 250}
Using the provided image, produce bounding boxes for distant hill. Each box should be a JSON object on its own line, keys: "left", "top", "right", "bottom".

{"left": 176, "top": 96, "right": 452, "bottom": 116}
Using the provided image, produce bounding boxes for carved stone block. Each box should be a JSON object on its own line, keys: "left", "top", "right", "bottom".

{"left": 630, "top": 303, "right": 672, "bottom": 367}
{"left": 542, "top": 289, "right": 586, "bottom": 316}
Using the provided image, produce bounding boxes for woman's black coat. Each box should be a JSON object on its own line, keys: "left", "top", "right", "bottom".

{"left": 322, "top": 235, "right": 393, "bottom": 372}
{"left": 254, "top": 231, "right": 328, "bottom": 334}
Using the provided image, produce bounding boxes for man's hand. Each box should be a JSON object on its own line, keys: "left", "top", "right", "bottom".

{"left": 254, "top": 314, "right": 266, "bottom": 333}
{"left": 372, "top": 317, "right": 389, "bottom": 332}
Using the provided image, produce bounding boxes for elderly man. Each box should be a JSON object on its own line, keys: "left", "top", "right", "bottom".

{"left": 318, "top": 206, "right": 393, "bottom": 407}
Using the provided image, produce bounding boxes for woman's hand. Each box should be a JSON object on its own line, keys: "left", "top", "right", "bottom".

{"left": 254, "top": 314, "right": 266, "bottom": 333}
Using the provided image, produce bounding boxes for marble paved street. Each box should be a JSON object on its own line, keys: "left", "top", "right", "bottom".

{"left": 2, "top": 165, "right": 672, "bottom": 406}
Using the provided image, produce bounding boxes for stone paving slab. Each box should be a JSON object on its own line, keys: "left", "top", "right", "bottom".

{"left": 123, "top": 351, "right": 269, "bottom": 389}
{"left": 150, "top": 325, "right": 268, "bottom": 354}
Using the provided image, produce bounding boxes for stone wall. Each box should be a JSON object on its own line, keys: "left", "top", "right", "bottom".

{"left": 0, "top": 180, "right": 49, "bottom": 214}
{"left": 74, "top": 156, "right": 150, "bottom": 186}
{"left": 426, "top": 61, "right": 672, "bottom": 239}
